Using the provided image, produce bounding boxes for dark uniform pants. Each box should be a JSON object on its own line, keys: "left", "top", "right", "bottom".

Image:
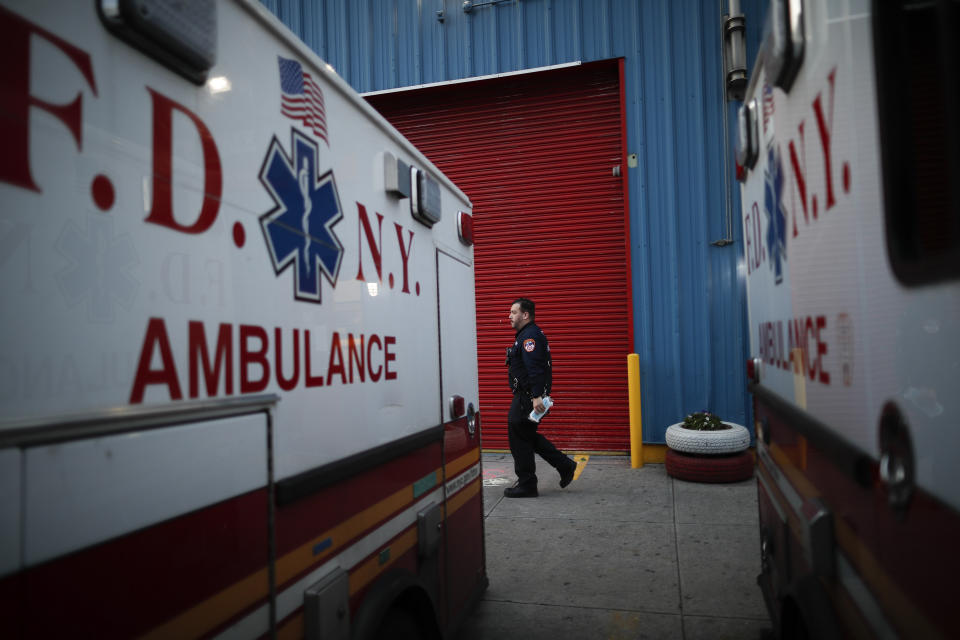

{"left": 507, "top": 394, "right": 568, "bottom": 488}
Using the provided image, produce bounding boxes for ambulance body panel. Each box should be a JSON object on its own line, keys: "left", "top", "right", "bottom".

{"left": 739, "top": 0, "right": 959, "bottom": 637}
{"left": 0, "top": 1, "right": 485, "bottom": 637}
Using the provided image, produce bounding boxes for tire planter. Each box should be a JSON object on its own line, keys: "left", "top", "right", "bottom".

{"left": 665, "top": 448, "right": 754, "bottom": 483}
{"left": 664, "top": 422, "right": 750, "bottom": 455}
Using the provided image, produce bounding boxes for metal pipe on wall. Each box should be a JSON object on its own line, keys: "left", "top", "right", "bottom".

{"left": 714, "top": 0, "right": 747, "bottom": 247}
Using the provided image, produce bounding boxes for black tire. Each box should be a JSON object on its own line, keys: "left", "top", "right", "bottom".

{"left": 665, "top": 448, "right": 754, "bottom": 483}
{"left": 372, "top": 606, "right": 423, "bottom": 640}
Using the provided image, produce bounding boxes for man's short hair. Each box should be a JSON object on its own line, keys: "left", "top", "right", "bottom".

{"left": 513, "top": 297, "right": 535, "bottom": 319}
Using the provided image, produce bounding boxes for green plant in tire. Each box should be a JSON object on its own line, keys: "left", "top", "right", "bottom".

{"left": 681, "top": 411, "right": 730, "bottom": 431}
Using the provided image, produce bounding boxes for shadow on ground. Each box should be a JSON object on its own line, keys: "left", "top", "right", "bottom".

{"left": 459, "top": 453, "right": 772, "bottom": 640}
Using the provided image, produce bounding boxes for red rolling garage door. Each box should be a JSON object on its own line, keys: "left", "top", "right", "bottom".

{"left": 367, "top": 60, "right": 632, "bottom": 451}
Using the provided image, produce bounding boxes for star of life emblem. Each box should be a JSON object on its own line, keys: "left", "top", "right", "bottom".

{"left": 763, "top": 144, "right": 788, "bottom": 285}
{"left": 259, "top": 128, "right": 343, "bottom": 303}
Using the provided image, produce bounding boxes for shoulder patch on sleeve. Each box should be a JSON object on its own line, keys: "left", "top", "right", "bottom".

{"left": 523, "top": 338, "right": 536, "bottom": 352}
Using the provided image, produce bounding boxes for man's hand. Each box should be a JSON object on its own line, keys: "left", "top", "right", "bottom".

{"left": 532, "top": 396, "right": 545, "bottom": 413}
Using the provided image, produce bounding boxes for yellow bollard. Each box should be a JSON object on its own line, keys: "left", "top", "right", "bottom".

{"left": 628, "top": 353, "right": 643, "bottom": 468}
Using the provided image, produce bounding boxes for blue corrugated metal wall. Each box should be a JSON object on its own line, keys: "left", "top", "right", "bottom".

{"left": 260, "top": 0, "right": 767, "bottom": 443}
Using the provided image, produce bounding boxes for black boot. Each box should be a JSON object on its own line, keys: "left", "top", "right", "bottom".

{"left": 504, "top": 482, "right": 538, "bottom": 498}
{"left": 559, "top": 459, "right": 577, "bottom": 488}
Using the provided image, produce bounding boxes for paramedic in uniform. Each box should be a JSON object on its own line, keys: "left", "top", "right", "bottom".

{"left": 503, "top": 298, "right": 577, "bottom": 498}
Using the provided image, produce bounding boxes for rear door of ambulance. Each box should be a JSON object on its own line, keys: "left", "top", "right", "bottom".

{"left": 437, "top": 245, "right": 486, "bottom": 629}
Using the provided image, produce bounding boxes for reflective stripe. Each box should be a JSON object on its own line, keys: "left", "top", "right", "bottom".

{"left": 758, "top": 441, "right": 805, "bottom": 517}
{"left": 216, "top": 488, "right": 442, "bottom": 639}
{"left": 445, "top": 463, "right": 480, "bottom": 498}
{"left": 836, "top": 554, "right": 899, "bottom": 640}
{"left": 756, "top": 465, "right": 787, "bottom": 523}
{"left": 211, "top": 449, "right": 481, "bottom": 638}
{"left": 446, "top": 477, "right": 481, "bottom": 518}
{"left": 446, "top": 447, "right": 479, "bottom": 477}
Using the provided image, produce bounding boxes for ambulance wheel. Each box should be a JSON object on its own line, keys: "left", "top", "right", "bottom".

{"left": 665, "top": 448, "right": 754, "bottom": 483}
{"left": 665, "top": 422, "right": 750, "bottom": 455}
{"left": 373, "top": 605, "right": 424, "bottom": 640}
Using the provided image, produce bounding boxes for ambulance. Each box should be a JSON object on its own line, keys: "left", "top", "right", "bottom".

{"left": 737, "top": 0, "right": 959, "bottom": 637}
{"left": 0, "top": 1, "right": 485, "bottom": 637}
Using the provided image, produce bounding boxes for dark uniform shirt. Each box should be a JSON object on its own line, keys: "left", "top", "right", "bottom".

{"left": 506, "top": 322, "right": 552, "bottom": 398}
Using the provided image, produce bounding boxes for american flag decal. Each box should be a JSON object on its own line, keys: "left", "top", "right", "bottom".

{"left": 762, "top": 83, "right": 774, "bottom": 135}
{"left": 278, "top": 56, "right": 327, "bottom": 144}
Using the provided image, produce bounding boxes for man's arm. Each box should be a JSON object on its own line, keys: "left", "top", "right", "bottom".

{"left": 519, "top": 330, "right": 550, "bottom": 402}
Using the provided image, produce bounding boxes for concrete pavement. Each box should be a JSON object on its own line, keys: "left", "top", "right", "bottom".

{"left": 458, "top": 453, "right": 772, "bottom": 640}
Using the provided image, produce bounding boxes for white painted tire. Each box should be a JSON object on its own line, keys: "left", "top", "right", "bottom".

{"left": 665, "top": 422, "right": 750, "bottom": 455}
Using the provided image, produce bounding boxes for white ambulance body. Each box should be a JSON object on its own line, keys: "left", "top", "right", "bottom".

{"left": 738, "top": 0, "right": 959, "bottom": 637}
{"left": 0, "top": 1, "right": 485, "bottom": 637}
